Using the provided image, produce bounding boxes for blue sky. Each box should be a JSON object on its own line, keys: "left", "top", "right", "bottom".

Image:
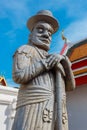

{"left": 0, "top": 0, "right": 87, "bottom": 87}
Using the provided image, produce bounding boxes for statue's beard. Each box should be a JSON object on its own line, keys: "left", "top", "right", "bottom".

{"left": 33, "top": 41, "right": 50, "bottom": 51}
{"left": 29, "top": 36, "right": 50, "bottom": 51}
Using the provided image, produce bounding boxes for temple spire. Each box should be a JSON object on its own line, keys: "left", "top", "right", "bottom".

{"left": 60, "top": 30, "right": 72, "bottom": 55}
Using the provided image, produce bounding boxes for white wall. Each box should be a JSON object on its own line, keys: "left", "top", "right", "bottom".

{"left": 0, "top": 85, "right": 18, "bottom": 130}
{"left": 67, "top": 84, "right": 87, "bottom": 130}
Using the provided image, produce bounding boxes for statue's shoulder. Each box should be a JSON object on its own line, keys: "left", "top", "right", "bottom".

{"left": 13, "top": 44, "right": 36, "bottom": 57}
{"left": 17, "top": 44, "right": 35, "bottom": 54}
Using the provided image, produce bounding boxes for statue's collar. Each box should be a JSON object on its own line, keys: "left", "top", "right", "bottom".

{"left": 34, "top": 46, "right": 48, "bottom": 59}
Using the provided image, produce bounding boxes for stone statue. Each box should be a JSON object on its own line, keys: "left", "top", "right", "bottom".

{"left": 12, "top": 10, "right": 75, "bottom": 130}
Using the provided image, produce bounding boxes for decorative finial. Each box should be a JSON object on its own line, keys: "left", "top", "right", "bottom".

{"left": 0, "top": 74, "right": 7, "bottom": 86}
{"left": 61, "top": 30, "right": 67, "bottom": 42}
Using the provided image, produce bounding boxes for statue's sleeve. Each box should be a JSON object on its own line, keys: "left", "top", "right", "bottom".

{"left": 12, "top": 47, "right": 46, "bottom": 84}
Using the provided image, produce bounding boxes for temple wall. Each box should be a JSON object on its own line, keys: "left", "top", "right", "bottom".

{"left": 0, "top": 85, "right": 18, "bottom": 130}
{"left": 67, "top": 84, "right": 87, "bottom": 130}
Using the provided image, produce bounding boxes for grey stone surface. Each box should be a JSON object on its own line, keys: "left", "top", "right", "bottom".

{"left": 12, "top": 10, "right": 75, "bottom": 130}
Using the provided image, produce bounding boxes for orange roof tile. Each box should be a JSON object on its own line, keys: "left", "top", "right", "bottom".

{"left": 67, "top": 39, "right": 87, "bottom": 62}
{"left": 70, "top": 43, "right": 87, "bottom": 61}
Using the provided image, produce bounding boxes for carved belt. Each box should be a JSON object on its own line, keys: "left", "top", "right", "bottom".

{"left": 16, "top": 85, "right": 54, "bottom": 109}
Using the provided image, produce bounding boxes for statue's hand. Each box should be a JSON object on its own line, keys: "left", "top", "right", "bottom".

{"left": 46, "top": 54, "right": 64, "bottom": 69}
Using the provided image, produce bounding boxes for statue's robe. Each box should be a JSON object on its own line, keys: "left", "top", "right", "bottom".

{"left": 12, "top": 44, "right": 75, "bottom": 130}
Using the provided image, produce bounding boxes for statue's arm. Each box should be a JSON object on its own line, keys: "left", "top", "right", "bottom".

{"left": 12, "top": 51, "right": 47, "bottom": 84}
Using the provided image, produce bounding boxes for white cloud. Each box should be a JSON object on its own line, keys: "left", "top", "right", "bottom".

{"left": 52, "top": 0, "right": 87, "bottom": 19}
{"left": 1, "top": 0, "right": 87, "bottom": 30}
{"left": 64, "top": 18, "right": 87, "bottom": 43}
{"left": 0, "top": 0, "right": 30, "bottom": 29}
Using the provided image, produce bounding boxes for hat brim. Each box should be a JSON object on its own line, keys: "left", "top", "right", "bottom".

{"left": 27, "top": 14, "right": 59, "bottom": 33}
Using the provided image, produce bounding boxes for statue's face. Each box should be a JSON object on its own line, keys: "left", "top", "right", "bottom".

{"left": 30, "top": 21, "right": 53, "bottom": 51}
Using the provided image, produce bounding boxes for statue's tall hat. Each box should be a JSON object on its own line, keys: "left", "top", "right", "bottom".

{"left": 27, "top": 10, "right": 59, "bottom": 33}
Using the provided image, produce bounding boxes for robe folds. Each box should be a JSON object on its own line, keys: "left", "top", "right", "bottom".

{"left": 12, "top": 44, "right": 75, "bottom": 130}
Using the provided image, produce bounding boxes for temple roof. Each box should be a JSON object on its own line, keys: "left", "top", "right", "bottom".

{"left": 67, "top": 38, "right": 87, "bottom": 62}
{"left": 67, "top": 38, "right": 87, "bottom": 87}
{"left": 0, "top": 76, "right": 7, "bottom": 86}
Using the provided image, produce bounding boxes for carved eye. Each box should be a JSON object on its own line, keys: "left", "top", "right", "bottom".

{"left": 38, "top": 28, "right": 43, "bottom": 33}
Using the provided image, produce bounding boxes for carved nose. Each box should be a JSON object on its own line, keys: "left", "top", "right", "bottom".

{"left": 42, "top": 31, "right": 49, "bottom": 38}
{"left": 43, "top": 34, "right": 49, "bottom": 39}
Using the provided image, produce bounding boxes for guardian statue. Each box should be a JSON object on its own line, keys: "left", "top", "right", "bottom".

{"left": 12, "top": 10, "right": 75, "bottom": 130}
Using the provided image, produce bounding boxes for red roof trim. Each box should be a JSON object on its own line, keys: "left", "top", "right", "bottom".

{"left": 75, "top": 75, "right": 87, "bottom": 86}
{"left": 72, "top": 59, "right": 87, "bottom": 70}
